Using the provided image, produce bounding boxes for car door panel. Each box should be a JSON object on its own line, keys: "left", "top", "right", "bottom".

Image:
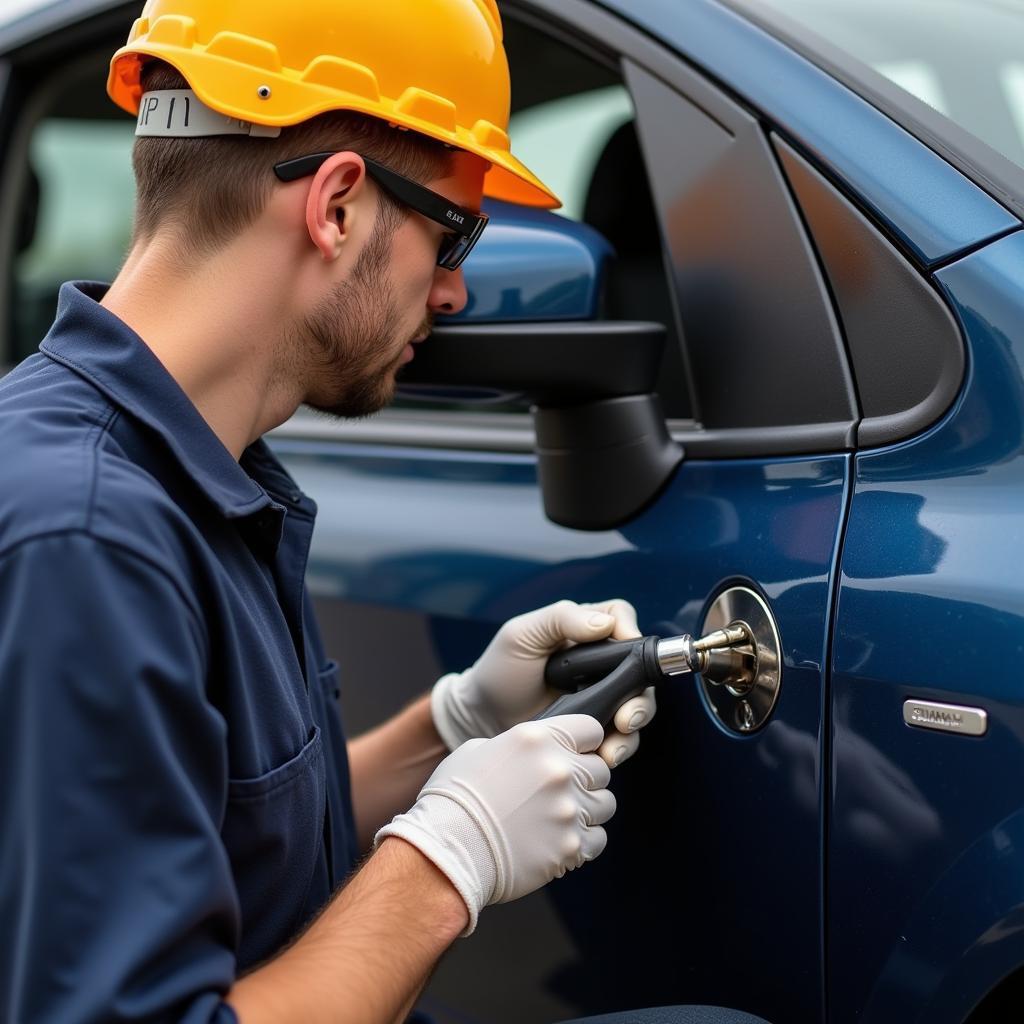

{"left": 274, "top": 438, "right": 849, "bottom": 1022}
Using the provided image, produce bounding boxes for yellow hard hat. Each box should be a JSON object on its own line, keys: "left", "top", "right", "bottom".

{"left": 108, "top": 0, "right": 560, "bottom": 209}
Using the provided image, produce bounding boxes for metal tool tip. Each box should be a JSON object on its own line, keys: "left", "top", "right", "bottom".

{"left": 693, "top": 623, "right": 751, "bottom": 653}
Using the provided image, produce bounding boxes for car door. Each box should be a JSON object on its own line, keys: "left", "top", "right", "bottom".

{"left": 297, "top": 2, "right": 1024, "bottom": 1020}
{"left": 272, "top": 4, "right": 859, "bottom": 1021}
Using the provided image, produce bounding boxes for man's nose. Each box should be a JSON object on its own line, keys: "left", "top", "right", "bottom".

{"left": 427, "top": 265, "right": 468, "bottom": 317}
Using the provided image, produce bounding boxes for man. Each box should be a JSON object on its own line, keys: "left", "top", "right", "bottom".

{"left": 0, "top": 1, "right": 657, "bottom": 1021}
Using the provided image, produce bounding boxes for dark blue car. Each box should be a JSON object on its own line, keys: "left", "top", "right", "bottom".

{"left": 3, "top": 1, "right": 1024, "bottom": 1021}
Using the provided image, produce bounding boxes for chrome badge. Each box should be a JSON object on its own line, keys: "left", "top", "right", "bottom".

{"left": 903, "top": 699, "right": 988, "bottom": 737}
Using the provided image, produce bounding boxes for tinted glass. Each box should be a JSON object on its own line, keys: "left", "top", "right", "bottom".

{"left": 509, "top": 85, "right": 633, "bottom": 222}
{"left": 759, "top": 0, "right": 1024, "bottom": 169}
{"left": 14, "top": 119, "right": 135, "bottom": 363}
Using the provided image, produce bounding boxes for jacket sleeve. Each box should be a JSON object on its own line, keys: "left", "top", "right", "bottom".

{"left": 0, "top": 531, "right": 240, "bottom": 1024}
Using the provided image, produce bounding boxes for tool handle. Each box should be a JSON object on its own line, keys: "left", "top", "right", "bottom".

{"left": 544, "top": 637, "right": 645, "bottom": 692}
{"left": 536, "top": 645, "right": 650, "bottom": 727}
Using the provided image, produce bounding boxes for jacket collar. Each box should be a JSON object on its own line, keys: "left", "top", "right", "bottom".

{"left": 40, "top": 282, "right": 286, "bottom": 525}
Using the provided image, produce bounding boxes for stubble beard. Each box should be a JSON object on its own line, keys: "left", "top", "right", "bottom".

{"left": 298, "top": 219, "right": 412, "bottom": 421}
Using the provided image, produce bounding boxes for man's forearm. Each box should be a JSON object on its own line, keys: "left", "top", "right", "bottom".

{"left": 226, "top": 838, "right": 467, "bottom": 1024}
{"left": 348, "top": 694, "right": 449, "bottom": 851}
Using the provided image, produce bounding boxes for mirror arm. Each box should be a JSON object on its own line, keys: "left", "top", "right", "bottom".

{"left": 535, "top": 394, "right": 684, "bottom": 530}
{"left": 399, "top": 322, "right": 685, "bottom": 530}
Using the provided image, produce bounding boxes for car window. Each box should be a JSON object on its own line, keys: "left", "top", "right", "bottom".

{"left": 508, "top": 85, "right": 633, "bottom": 222}
{"left": 757, "top": 0, "right": 1024, "bottom": 170}
{"left": 13, "top": 117, "right": 135, "bottom": 363}
{"left": 3, "top": 12, "right": 690, "bottom": 417}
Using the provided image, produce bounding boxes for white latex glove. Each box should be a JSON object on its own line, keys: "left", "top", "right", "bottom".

{"left": 376, "top": 714, "right": 614, "bottom": 934}
{"left": 431, "top": 599, "right": 657, "bottom": 767}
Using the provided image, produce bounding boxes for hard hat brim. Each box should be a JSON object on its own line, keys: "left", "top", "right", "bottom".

{"left": 483, "top": 157, "right": 560, "bottom": 210}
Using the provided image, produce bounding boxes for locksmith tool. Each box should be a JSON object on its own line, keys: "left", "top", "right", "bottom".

{"left": 537, "top": 626, "right": 756, "bottom": 727}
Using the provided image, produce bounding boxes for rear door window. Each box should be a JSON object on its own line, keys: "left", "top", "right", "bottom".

{"left": 757, "top": 0, "right": 1024, "bottom": 169}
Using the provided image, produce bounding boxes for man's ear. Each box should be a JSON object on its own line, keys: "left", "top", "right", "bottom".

{"left": 305, "top": 153, "right": 368, "bottom": 261}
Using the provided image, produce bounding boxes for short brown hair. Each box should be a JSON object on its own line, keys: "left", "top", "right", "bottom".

{"left": 132, "top": 60, "right": 456, "bottom": 259}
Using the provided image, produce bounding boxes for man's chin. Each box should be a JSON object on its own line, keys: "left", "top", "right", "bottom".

{"left": 306, "top": 380, "right": 397, "bottom": 421}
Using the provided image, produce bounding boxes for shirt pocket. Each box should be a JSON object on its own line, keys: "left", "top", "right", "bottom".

{"left": 223, "top": 725, "right": 326, "bottom": 967}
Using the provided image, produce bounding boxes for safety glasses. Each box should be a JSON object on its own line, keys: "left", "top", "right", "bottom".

{"left": 273, "top": 153, "right": 489, "bottom": 271}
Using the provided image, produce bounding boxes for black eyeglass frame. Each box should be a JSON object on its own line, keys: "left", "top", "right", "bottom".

{"left": 273, "top": 152, "right": 489, "bottom": 271}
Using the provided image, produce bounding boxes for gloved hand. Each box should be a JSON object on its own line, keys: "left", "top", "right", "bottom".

{"left": 431, "top": 599, "right": 656, "bottom": 767}
{"left": 376, "top": 714, "right": 614, "bottom": 934}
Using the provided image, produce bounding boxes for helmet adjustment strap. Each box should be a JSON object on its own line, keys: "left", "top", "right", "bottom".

{"left": 135, "top": 90, "right": 282, "bottom": 139}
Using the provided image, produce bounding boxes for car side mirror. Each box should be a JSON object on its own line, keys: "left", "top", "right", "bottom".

{"left": 400, "top": 203, "right": 683, "bottom": 531}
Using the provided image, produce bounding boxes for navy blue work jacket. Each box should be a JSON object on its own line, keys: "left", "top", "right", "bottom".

{"left": 0, "top": 283, "right": 359, "bottom": 1023}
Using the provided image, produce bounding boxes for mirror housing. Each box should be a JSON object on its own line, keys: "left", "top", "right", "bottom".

{"left": 451, "top": 199, "right": 614, "bottom": 323}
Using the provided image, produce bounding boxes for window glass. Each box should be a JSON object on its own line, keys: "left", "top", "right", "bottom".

{"left": 13, "top": 118, "right": 136, "bottom": 362}
{"left": 508, "top": 85, "right": 634, "bottom": 222}
{"left": 6, "top": 20, "right": 688, "bottom": 416}
{"left": 6, "top": 44, "right": 137, "bottom": 366}
{"left": 758, "top": 0, "right": 1024, "bottom": 169}
{"left": 4, "top": 0, "right": 58, "bottom": 18}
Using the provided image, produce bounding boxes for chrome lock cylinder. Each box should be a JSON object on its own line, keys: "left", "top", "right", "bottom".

{"left": 699, "top": 587, "right": 782, "bottom": 734}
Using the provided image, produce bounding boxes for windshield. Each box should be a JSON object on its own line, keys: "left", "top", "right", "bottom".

{"left": 757, "top": 0, "right": 1024, "bottom": 170}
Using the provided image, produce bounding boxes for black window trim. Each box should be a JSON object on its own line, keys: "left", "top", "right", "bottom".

{"left": 270, "top": 408, "right": 856, "bottom": 460}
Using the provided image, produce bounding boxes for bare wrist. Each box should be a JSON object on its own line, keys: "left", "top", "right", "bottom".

{"left": 375, "top": 837, "right": 469, "bottom": 940}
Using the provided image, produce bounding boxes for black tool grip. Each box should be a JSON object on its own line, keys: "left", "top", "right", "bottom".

{"left": 536, "top": 638, "right": 661, "bottom": 727}
{"left": 544, "top": 638, "right": 644, "bottom": 692}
